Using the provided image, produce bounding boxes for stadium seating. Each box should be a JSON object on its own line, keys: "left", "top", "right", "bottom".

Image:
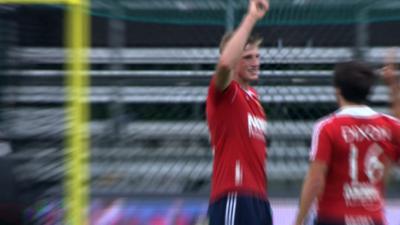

{"left": 2, "top": 46, "right": 399, "bottom": 197}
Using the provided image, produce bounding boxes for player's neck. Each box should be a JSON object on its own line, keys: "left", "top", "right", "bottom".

{"left": 337, "top": 93, "right": 366, "bottom": 108}
{"left": 235, "top": 77, "right": 251, "bottom": 90}
{"left": 339, "top": 98, "right": 365, "bottom": 108}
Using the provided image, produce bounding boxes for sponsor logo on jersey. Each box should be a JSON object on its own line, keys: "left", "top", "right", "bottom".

{"left": 248, "top": 113, "right": 267, "bottom": 141}
{"left": 344, "top": 215, "right": 374, "bottom": 225}
{"left": 343, "top": 183, "right": 382, "bottom": 210}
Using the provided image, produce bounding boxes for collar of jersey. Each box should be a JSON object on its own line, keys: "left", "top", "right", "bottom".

{"left": 335, "top": 105, "right": 377, "bottom": 117}
{"left": 243, "top": 89, "right": 254, "bottom": 97}
{"left": 239, "top": 85, "right": 255, "bottom": 98}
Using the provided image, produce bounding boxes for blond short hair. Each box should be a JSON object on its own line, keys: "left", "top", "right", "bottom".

{"left": 219, "top": 32, "right": 263, "bottom": 53}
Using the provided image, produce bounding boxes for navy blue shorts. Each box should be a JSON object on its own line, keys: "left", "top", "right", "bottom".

{"left": 208, "top": 193, "right": 273, "bottom": 225}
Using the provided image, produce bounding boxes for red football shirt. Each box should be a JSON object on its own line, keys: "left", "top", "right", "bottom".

{"left": 206, "top": 77, "right": 268, "bottom": 202}
{"left": 310, "top": 106, "right": 400, "bottom": 224}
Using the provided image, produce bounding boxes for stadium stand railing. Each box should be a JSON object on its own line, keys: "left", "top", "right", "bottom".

{"left": 2, "top": 46, "right": 400, "bottom": 197}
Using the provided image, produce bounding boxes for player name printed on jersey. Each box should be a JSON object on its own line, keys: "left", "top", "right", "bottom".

{"left": 248, "top": 113, "right": 267, "bottom": 141}
{"left": 341, "top": 125, "right": 391, "bottom": 143}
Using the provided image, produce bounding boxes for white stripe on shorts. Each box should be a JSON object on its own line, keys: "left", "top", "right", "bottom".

{"left": 225, "top": 193, "right": 237, "bottom": 225}
{"left": 225, "top": 194, "right": 232, "bottom": 225}
{"left": 231, "top": 193, "right": 237, "bottom": 225}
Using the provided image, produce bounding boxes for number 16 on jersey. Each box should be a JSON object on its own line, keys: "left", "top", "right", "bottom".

{"left": 344, "top": 143, "right": 384, "bottom": 208}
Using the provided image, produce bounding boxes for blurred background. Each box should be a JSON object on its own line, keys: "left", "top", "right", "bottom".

{"left": 0, "top": 0, "right": 400, "bottom": 224}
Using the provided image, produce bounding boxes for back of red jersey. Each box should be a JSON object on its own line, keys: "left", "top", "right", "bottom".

{"left": 310, "top": 106, "right": 400, "bottom": 223}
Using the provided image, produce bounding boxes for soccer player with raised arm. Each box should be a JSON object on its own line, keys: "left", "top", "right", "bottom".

{"left": 295, "top": 61, "right": 400, "bottom": 225}
{"left": 206, "top": 0, "right": 272, "bottom": 224}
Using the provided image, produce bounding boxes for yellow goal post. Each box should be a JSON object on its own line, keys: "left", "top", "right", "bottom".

{"left": 0, "top": 0, "right": 90, "bottom": 225}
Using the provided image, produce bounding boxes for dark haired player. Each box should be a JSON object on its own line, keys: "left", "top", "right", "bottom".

{"left": 295, "top": 61, "right": 400, "bottom": 225}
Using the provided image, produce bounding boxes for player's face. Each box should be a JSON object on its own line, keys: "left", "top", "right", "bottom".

{"left": 237, "top": 44, "right": 261, "bottom": 83}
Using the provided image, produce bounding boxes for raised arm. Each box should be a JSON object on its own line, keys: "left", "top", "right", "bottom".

{"left": 383, "top": 49, "right": 400, "bottom": 118}
{"left": 214, "top": 0, "right": 269, "bottom": 91}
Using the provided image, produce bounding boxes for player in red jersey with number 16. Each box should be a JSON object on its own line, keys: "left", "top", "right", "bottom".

{"left": 295, "top": 60, "right": 400, "bottom": 225}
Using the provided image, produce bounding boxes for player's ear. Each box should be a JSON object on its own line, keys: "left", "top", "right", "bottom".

{"left": 334, "top": 88, "right": 341, "bottom": 98}
{"left": 334, "top": 88, "right": 343, "bottom": 105}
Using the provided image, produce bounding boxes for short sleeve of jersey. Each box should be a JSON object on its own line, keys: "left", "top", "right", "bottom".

{"left": 208, "top": 75, "right": 238, "bottom": 104}
{"left": 309, "top": 119, "right": 333, "bottom": 164}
